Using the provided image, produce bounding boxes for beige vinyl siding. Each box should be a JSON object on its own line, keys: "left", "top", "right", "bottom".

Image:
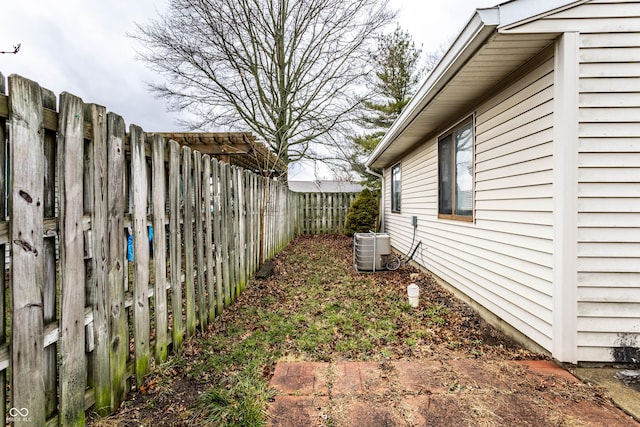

{"left": 506, "top": 0, "right": 640, "bottom": 33}
{"left": 383, "top": 51, "right": 556, "bottom": 353}
{"left": 576, "top": 4, "right": 640, "bottom": 361}
{"left": 509, "top": 0, "right": 640, "bottom": 361}
{"left": 474, "top": 50, "right": 556, "bottom": 351}
{"left": 383, "top": 166, "right": 391, "bottom": 230}
{"left": 384, "top": 142, "right": 437, "bottom": 259}
{"left": 381, "top": 0, "right": 640, "bottom": 362}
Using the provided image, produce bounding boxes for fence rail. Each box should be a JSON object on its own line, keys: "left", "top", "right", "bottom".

{"left": 0, "top": 72, "right": 358, "bottom": 425}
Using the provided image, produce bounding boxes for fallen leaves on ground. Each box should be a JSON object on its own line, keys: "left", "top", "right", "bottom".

{"left": 89, "top": 235, "right": 592, "bottom": 426}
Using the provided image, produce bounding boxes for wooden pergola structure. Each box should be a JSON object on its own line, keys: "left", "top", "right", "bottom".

{"left": 154, "top": 132, "right": 287, "bottom": 177}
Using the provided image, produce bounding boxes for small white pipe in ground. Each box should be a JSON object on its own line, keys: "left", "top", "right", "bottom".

{"left": 407, "top": 283, "right": 420, "bottom": 307}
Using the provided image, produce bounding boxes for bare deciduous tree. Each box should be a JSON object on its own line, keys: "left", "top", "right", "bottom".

{"left": 133, "top": 0, "right": 394, "bottom": 166}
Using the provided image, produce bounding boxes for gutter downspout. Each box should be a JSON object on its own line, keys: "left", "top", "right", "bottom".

{"left": 366, "top": 166, "right": 385, "bottom": 232}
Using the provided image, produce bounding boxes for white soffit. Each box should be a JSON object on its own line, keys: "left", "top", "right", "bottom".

{"left": 366, "top": 0, "right": 579, "bottom": 169}
{"left": 366, "top": 9, "right": 499, "bottom": 168}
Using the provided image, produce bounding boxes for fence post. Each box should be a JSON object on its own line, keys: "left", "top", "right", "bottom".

{"left": 202, "top": 156, "right": 216, "bottom": 321}
{"left": 58, "top": 91, "right": 87, "bottom": 426}
{"left": 253, "top": 174, "right": 261, "bottom": 271}
{"left": 315, "top": 193, "right": 320, "bottom": 234}
{"left": 130, "top": 125, "right": 150, "bottom": 386}
{"left": 169, "top": 140, "right": 184, "bottom": 349}
{"left": 193, "top": 151, "right": 207, "bottom": 329}
{"left": 152, "top": 134, "right": 168, "bottom": 363}
{"left": 306, "top": 192, "right": 312, "bottom": 234}
{"left": 182, "top": 146, "right": 196, "bottom": 337}
{"left": 304, "top": 192, "right": 309, "bottom": 234}
{"left": 258, "top": 175, "right": 265, "bottom": 263}
{"left": 245, "top": 171, "right": 254, "bottom": 281}
{"left": 211, "top": 158, "right": 224, "bottom": 315}
{"left": 0, "top": 73, "right": 5, "bottom": 425}
{"left": 9, "top": 75, "right": 46, "bottom": 426}
{"left": 322, "top": 193, "right": 327, "bottom": 234}
{"left": 237, "top": 168, "right": 246, "bottom": 292}
{"left": 229, "top": 165, "right": 238, "bottom": 301}
{"left": 106, "top": 112, "right": 128, "bottom": 411}
{"left": 229, "top": 166, "right": 238, "bottom": 300}
{"left": 220, "top": 162, "right": 231, "bottom": 306}
{"left": 41, "top": 87, "right": 58, "bottom": 420}
{"left": 86, "top": 103, "right": 112, "bottom": 415}
{"left": 269, "top": 181, "right": 275, "bottom": 256}
{"left": 264, "top": 179, "right": 269, "bottom": 256}
{"left": 297, "top": 192, "right": 302, "bottom": 234}
{"left": 295, "top": 189, "right": 300, "bottom": 237}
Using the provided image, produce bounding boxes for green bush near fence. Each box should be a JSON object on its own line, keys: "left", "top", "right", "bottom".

{"left": 344, "top": 189, "right": 379, "bottom": 236}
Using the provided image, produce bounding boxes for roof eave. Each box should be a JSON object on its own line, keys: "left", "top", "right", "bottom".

{"left": 366, "top": 7, "right": 500, "bottom": 169}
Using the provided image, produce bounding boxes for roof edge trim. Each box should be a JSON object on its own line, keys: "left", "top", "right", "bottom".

{"left": 366, "top": 8, "right": 499, "bottom": 168}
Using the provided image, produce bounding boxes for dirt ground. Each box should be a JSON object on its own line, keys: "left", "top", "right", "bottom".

{"left": 90, "top": 235, "right": 636, "bottom": 426}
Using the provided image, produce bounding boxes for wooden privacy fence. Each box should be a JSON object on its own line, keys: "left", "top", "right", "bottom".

{"left": 297, "top": 192, "right": 358, "bottom": 234}
{"left": 0, "top": 73, "right": 297, "bottom": 425}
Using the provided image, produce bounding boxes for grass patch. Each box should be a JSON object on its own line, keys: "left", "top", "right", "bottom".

{"left": 195, "top": 364, "right": 274, "bottom": 426}
{"left": 108, "top": 235, "right": 531, "bottom": 426}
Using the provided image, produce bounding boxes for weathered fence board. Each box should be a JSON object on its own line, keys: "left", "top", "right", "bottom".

{"left": 152, "top": 134, "right": 168, "bottom": 363}
{"left": 246, "top": 171, "right": 255, "bottom": 283}
{"left": 130, "top": 125, "right": 150, "bottom": 387}
{"left": 265, "top": 180, "right": 272, "bottom": 258}
{"left": 194, "top": 152, "right": 207, "bottom": 329}
{"left": 211, "top": 158, "right": 224, "bottom": 315}
{"left": 42, "top": 87, "right": 58, "bottom": 420}
{"left": 169, "top": 140, "right": 184, "bottom": 349}
{"left": 107, "top": 112, "right": 128, "bottom": 412}
{"left": 9, "top": 75, "right": 46, "bottom": 426}
{"left": 203, "top": 156, "right": 216, "bottom": 321}
{"left": 239, "top": 169, "right": 246, "bottom": 290}
{"left": 86, "top": 102, "right": 111, "bottom": 416}
{"left": 220, "top": 162, "right": 232, "bottom": 307}
{"left": 0, "top": 73, "right": 6, "bottom": 425}
{"left": 232, "top": 167, "right": 241, "bottom": 298}
{"left": 182, "top": 146, "right": 196, "bottom": 337}
{"left": 58, "top": 92, "right": 87, "bottom": 426}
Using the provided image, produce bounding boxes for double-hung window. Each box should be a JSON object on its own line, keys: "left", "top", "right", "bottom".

{"left": 391, "top": 163, "right": 401, "bottom": 213}
{"left": 438, "top": 118, "right": 474, "bottom": 221}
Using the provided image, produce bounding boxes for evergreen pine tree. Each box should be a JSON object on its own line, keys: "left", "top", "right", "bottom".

{"left": 348, "top": 26, "right": 424, "bottom": 187}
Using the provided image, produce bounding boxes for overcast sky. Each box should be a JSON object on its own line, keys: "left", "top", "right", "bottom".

{"left": 0, "top": 0, "right": 497, "bottom": 179}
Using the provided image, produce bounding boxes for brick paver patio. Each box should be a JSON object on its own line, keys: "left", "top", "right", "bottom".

{"left": 269, "top": 360, "right": 638, "bottom": 426}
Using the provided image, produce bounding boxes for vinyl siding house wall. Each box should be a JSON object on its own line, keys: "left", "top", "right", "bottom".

{"left": 367, "top": 0, "right": 640, "bottom": 364}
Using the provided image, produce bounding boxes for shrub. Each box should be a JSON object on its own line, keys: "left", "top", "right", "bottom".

{"left": 344, "top": 189, "right": 379, "bottom": 236}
